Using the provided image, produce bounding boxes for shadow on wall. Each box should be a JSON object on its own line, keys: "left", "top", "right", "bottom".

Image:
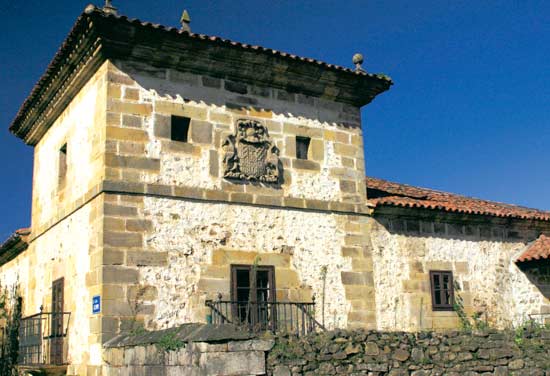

{"left": 374, "top": 211, "right": 542, "bottom": 244}
{"left": 112, "top": 59, "right": 363, "bottom": 192}
{"left": 116, "top": 59, "right": 361, "bottom": 128}
{"left": 517, "top": 260, "right": 550, "bottom": 301}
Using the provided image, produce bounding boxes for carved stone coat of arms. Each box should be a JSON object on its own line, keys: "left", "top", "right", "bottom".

{"left": 222, "top": 119, "right": 280, "bottom": 183}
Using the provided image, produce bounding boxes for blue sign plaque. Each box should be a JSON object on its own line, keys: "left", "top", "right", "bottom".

{"left": 92, "top": 295, "right": 101, "bottom": 314}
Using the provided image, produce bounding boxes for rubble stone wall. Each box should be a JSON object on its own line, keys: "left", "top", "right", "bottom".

{"left": 267, "top": 329, "right": 550, "bottom": 376}
{"left": 369, "top": 209, "right": 550, "bottom": 331}
{"left": 103, "top": 60, "right": 367, "bottom": 211}
{"left": 99, "top": 193, "right": 375, "bottom": 334}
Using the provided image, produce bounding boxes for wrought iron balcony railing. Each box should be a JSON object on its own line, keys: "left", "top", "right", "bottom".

{"left": 205, "top": 297, "right": 325, "bottom": 336}
{"left": 18, "top": 308, "right": 71, "bottom": 366}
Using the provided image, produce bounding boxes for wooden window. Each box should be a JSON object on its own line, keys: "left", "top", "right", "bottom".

{"left": 429, "top": 271, "right": 454, "bottom": 311}
{"left": 58, "top": 144, "right": 67, "bottom": 186}
{"left": 231, "top": 265, "right": 275, "bottom": 303}
{"left": 231, "top": 265, "right": 276, "bottom": 326}
{"left": 295, "top": 136, "right": 310, "bottom": 160}
{"left": 171, "top": 115, "right": 191, "bottom": 142}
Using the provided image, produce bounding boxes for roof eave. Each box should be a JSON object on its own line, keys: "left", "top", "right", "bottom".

{"left": 0, "top": 231, "right": 30, "bottom": 267}
{"left": 369, "top": 202, "right": 550, "bottom": 224}
{"left": 9, "top": 8, "right": 392, "bottom": 145}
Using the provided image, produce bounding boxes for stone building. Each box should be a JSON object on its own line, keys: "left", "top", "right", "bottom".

{"left": 0, "top": 4, "right": 549, "bottom": 375}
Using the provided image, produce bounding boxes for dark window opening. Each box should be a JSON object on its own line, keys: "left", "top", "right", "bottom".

{"left": 58, "top": 144, "right": 67, "bottom": 186}
{"left": 171, "top": 115, "right": 191, "bottom": 142}
{"left": 296, "top": 136, "right": 310, "bottom": 160}
{"left": 430, "top": 270, "right": 454, "bottom": 311}
{"left": 231, "top": 265, "right": 275, "bottom": 327}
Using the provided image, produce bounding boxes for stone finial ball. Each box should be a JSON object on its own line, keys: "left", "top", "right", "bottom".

{"left": 352, "top": 53, "right": 364, "bottom": 65}
{"left": 84, "top": 3, "right": 96, "bottom": 13}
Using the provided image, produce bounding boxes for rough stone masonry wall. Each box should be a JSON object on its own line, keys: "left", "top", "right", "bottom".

{"left": 369, "top": 210, "right": 550, "bottom": 331}
{"left": 0, "top": 197, "right": 104, "bottom": 376}
{"left": 102, "top": 324, "right": 275, "bottom": 376}
{"left": 31, "top": 61, "right": 108, "bottom": 229}
{"left": 100, "top": 193, "right": 375, "bottom": 333}
{"left": 0, "top": 62, "right": 110, "bottom": 375}
{"left": 104, "top": 338, "right": 272, "bottom": 376}
{"left": 103, "top": 59, "right": 367, "bottom": 210}
{"left": 268, "top": 329, "right": 550, "bottom": 376}
{"left": 97, "top": 58, "right": 377, "bottom": 338}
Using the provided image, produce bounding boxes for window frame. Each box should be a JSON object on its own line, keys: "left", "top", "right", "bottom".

{"left": 230, "top": 264, "right": 276, "bottom": 303}
{"left": 429, "top": 270, "right": 454, "bottom": 311}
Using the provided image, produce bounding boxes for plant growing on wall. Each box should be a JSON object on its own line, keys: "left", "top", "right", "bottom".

{"left": 0, "top": 282, "right": 22, "bottom": 376}
{"left": 452, "top": 287, "right": 471, "bottom": 332}
{"left": 452, "top": 280, "right": 489, "bottom": 332}
{"left": 319, "top": 265, "right": 327, "bottom": 328}
{"left": 127, "top": 285, "right": 149, "bottom": 335}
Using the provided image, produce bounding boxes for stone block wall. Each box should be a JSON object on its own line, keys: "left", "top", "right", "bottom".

{"left": 98, "top": 192, "right": 376, "bottom": 334}
{"left": 369, "top": 209, "right": 550, "bottom": 331}
{"left": 103, "top": 340, "right": 271, "bottom": 376}
{"left": 31, "top": 62, "right": 108, "bottom": 230}
{"left": 0, "top": 58, "right": 110, "bottom": 374}
{"left": 0, "top": 197, "right": 104, "bottom": 375}
{"left": 102, "top": 60, "right": 367, "bottom": 211}
{"left": 94, "top": 59, "right": 378, "bottom": 338}
{"left": 102, "top": 324, "right": 274, "bottom": 376}
{"left": 268, "top": 329, "right": 550, "bottom": 375}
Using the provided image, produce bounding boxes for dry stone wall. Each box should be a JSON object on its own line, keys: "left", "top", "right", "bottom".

{"left": 268, "top": 328, "right": 550, "bottom": 375}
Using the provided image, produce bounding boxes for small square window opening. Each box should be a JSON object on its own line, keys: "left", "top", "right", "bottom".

{"left": 58, "top": 144, "right": 67, "bottom": 186}
{"left": 296, "top": 136, "right": 310, "bottom": 160}
{"left": 171, "top": 115, "right": 191, "bottom": 142}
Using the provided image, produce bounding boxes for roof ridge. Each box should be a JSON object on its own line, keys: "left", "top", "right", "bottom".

{"left": 10, "top": 5, "right": 392, "bottom": 143}
{"left": 87, "top": 6, "right": 392, "bottom": 81}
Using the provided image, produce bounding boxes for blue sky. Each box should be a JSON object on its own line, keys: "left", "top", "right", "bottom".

{"left": 1, "top": 0, "right": 549, "bottom": 239}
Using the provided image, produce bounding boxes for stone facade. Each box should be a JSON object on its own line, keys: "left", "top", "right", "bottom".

{"left": 97, "top": 59, "right": 376, "bottom": 339}
{"left": 1, "top": 55, "right": 377, "bottom": 374}
{"left": 370, "top": 208, "right": 550, "bottom": 331}
{"left": 0, "top": 62, "right": 109, "bottom": 374}
{"left": 2, "top": 6, "right": 550, "bottom": 376}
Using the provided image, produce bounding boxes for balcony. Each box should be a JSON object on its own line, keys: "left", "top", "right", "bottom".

{"left": 18, "top": 308, "right": 71, "bottom": 368}
{"left": 205, "top": 296, "right": 325, "bottom": 336}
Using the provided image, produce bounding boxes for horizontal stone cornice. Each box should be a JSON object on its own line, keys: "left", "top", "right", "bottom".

{"left": 27, "top": 181, "right": 370, "bottom": 244}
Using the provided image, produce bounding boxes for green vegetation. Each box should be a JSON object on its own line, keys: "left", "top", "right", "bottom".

{"left": 156, "top": 330, "right": 184, "bottom": 353}
{"left": 0, "top": 282, "right": 22, "bottom": 376}
{"left": 452, "top": 281, "right": 488, "bottom": 332}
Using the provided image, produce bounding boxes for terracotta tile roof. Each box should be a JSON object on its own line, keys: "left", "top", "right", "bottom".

{"left": 366, "top": 177, "right": 550, "bottom": 221}
{"left": 87, "top": 6, "right": 389, "bottom": 79}
{"left": 516, "top": 235, "right": 550, "bottom": 262}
